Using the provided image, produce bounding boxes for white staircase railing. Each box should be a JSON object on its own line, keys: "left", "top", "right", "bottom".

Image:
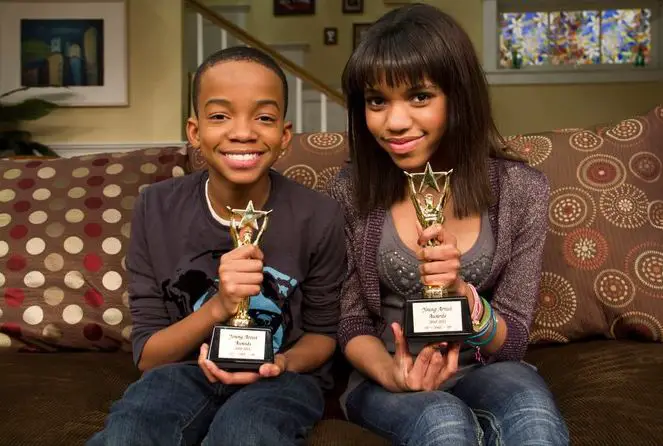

{"left": 186, "top": 0, "right": 345, "bottom": 133}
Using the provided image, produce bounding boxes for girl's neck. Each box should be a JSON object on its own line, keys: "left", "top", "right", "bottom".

{"left": 207, "top": 170, "right": 272, "bottom": 221}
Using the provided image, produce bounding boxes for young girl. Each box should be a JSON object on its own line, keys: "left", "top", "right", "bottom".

{"left": 329, "top": 4, "right": 569, "bottom": 445}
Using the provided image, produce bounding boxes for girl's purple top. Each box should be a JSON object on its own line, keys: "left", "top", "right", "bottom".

{"left": 327, "top": 157, "right": 550, "bottom": 362}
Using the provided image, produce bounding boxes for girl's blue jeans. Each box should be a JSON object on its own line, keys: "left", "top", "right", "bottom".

{"left": 346, "top": 361, "right": 570, "bottom": 446}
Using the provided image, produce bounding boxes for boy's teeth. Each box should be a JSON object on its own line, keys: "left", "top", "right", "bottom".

{"left": 225, "top": 153, "right": 259, "bottom": 160}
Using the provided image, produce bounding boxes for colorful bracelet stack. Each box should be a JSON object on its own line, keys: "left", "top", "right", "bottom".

{"left": 465, "top": 283, "right": 498, "bottom": 347}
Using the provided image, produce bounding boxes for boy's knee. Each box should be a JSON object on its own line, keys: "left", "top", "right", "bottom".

{"left": 204, "top": 416, "right": 282, "bottom": 446}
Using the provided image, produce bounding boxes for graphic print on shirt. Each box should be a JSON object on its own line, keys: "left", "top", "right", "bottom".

{"left": 160, "top": 249, "right": 222, "bottom": 317}
{"left": 185, "top": 263, "right": 298, "bottom": 354}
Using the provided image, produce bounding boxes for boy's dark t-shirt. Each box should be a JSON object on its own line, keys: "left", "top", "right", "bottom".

{"left": 127, "top": 169, "right": 346, "bottom": 389}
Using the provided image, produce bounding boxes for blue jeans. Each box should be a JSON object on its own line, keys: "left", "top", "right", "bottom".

{"left": 346, "top": 361, "right": 569, "bottom": 446}
{"left": 87, "top": 363, "right": 324, "bottom": 446}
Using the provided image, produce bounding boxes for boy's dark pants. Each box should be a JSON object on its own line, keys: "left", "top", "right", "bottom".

{"left": 87, "top": 363, "right": 324, "bottom": 446}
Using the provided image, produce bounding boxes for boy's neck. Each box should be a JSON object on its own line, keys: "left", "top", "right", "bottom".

{"left": 206, "top": 170, "right": 272, "bottom": 221}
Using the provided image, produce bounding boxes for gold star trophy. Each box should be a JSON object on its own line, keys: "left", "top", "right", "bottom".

{"left": 207, "top": 200, "right": 275, "bottom": 370}
{"left": 403, "top": 163, "right": 473, "bottom": 343}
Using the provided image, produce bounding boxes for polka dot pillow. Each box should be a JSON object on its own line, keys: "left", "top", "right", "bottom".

{"left": 0, "top": 146, "right": 188, "bottom": 352}
{"left": 507, "top": 105, "right": 663, "bottom": 344}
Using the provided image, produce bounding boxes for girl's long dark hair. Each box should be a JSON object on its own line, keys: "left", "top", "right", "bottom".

{"left": 342, "top": 3, "right": 517, "bottom": 217}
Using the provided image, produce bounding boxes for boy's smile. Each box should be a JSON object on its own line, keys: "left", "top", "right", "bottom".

{"left": 188, "top": 60, "right": 292, "bottom": 191}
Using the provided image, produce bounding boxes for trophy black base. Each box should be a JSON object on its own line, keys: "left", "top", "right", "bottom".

{"left": 207, "top": 325, "right": 274, "bottom": 371}
{"left": 404, "top": 295, "right": 474, "bottom": 343}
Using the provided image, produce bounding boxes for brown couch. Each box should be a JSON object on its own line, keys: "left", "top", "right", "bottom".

{"left": 1, "top": 106, "right": 662, "bottom": 446}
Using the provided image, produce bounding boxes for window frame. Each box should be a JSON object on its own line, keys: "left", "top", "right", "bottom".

{"left": 482, "top": 0, "right": 663, "bottom": 84}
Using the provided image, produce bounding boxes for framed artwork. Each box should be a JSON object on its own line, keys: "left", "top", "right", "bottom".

{"left": 0, "top": 1, "right": 128, "bottom": 107}
{"left": 343, "top": 0, "right": 364, "bottom": 14}
{"left": 353, "top": 23, "right": 373, "bottom": 50}
{"left": 323, "top": 27, "right": 338, "bottom": 46}
{"left": 273, "top": 0, "right": 315, "bottom": 16}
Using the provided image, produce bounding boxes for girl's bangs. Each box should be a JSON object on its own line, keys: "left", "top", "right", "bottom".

{"left": 346, "top": 30, "right": 434, "bottom": 94}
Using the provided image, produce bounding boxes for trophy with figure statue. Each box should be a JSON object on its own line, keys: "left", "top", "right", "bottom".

{"left": 403, "top": 163, "right": 473, "bottom": 343}
{"left": 207, "top": 200, "right": 274, "bottom": 370}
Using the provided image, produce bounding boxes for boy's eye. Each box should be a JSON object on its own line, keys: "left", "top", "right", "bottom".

{"left": 209, "top": 113, "right": 228, "bottom": 120}
{"left": 257, "top": 115, "right": 277, "bottom": 123}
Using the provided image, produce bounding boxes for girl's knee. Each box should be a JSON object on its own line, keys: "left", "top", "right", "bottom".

{"left": 501, "top": 390, "right": 569, "bottom": 445}
{"left": 410, "top": 400, "right": 481, "bottom": 445}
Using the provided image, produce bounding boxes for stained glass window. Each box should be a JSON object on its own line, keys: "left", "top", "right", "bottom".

{"left": 601, "top": 9, "right": 652, "bottom": 64}
{"left": 499, "top": 12, "right": 549, "bottom": 67}
{"left": 550, "top": 11, "right": 600, "bottom": 65}
{"left": 498, "top": 8, "right": 652, "bottom": 68}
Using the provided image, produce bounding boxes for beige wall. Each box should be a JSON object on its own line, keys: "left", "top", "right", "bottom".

{"left": 15, "top": 0, "right": 663, "bottom": 144}
{"left": 18, "top": 0, "right": 185, "bottom": 145}
{"left": 213, "top": 0, "right": 663, "bottom": 136}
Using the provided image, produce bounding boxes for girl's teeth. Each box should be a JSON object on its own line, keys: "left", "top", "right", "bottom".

{"left": 225, "top": 153, "right": 259, "bottom": 160}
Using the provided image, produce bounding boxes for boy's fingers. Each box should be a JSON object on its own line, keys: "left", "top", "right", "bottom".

{"left": 223, "top": 244, "right": 263, "bottom": 261}
{"left": 222, "top": 259, "right": 264, "bottom": 273}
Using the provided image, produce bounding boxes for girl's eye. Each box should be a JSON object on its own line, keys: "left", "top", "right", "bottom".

{"left": 412, "top": 93, "right": 432, "bottom": 103}
{"left": 366, "top": 97, "right": 385, "bottom": 107}
{"left": 210, "top": 114, "right": 227, "bottom": 120}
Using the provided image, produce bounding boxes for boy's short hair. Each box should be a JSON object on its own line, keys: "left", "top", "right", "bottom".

{"left": 192, "top": 46, "right": 289, "bottom": 118}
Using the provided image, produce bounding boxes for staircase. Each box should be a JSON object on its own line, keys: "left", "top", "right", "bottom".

{"left": 184, "top": 0, "right": 347, "bottom": 134}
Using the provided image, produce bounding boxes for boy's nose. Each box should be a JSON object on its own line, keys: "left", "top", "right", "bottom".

{"left": 228, "top": 119, "right": 257, "bottom": 142}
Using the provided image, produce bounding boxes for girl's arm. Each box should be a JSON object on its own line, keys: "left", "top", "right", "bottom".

{"left": 480, "top": 166, "right": 550, "bottom": 361}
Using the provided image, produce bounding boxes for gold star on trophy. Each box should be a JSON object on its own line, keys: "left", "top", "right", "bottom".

{"left": 227, "top": 200, "right": 273, "bottom": 233}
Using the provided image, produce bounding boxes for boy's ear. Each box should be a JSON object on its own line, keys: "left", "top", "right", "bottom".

{"left": 281, "top": 121, "right": 293, "bottom": 153}
{"left": 186, "top": 117, "right": 201, "bottom": 148}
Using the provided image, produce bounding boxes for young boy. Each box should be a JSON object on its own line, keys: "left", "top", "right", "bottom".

{"left": 87, "top": 47, "right": 346, "bottom": 446}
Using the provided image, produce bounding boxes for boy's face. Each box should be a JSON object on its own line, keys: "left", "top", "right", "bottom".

{"left": 187, "top": 61, "right": 292, "bottom": 186}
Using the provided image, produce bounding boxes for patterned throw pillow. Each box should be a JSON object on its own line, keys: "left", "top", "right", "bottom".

{"left": 508, "top": 105, "right": 663, "bottom": 344}
{"left": 0, "top": 147, "right": 188, "bottom": 352}
{"left": 185, "top": 132, "right": 350, "bottom": 193}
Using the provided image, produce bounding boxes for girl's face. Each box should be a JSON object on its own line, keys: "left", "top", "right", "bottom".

{"left": 364, "top": 79, "right": 447, "bottom": 172}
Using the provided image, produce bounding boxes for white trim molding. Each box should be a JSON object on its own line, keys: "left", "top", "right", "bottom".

{"left": 49, "top": 141, "right": 187, "bottom": 158}
{"left": 482, "top": 0, "right": 663, "bottom": 84}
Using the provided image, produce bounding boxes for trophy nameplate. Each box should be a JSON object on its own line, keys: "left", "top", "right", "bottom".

{"left": 403, "top": 163, "right": 474, "bottom": 343}
{"left": 207, "top": 325, "right": 274, "bottom": 371}
{"left": 207, "top": 200, "right": 274, "bottom": 371}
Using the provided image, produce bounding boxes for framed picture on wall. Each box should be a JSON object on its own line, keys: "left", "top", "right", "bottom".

{"left": 343, "top": 0, "right": 364, "bottom": 14}
{"left": 0, "top": 0, "right": 128, "bottom": 107}
{"left": 274, "top": 0, "right": 315, "bottom": 16}
{"left": 353, "top": 23, "right": 373, "bottom": 50}
{"left": 324, "top": 27, "right": 338, "bottom": 45}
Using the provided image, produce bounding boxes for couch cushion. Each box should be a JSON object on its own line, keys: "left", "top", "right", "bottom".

{"left": 0, "top": 147, "right": 189, "bottom": 352}
{"left": 525, "top": 340, "right": 663, "bottom": 445}
{"left": 507, "top": 105, "right": 663, "bottom": 344}
{"left": 186, "top": 132, "right": 350, "bottom": 194}
{"left": 0, "top": 351, "right": 139, "bottom": 445}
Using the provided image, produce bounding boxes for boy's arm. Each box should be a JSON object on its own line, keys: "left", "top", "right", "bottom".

{"left": 283, "top": 206, "right": 346, "bottom": 373}
{"left": 129, "top": 191, "right": 230, "bottom": 372}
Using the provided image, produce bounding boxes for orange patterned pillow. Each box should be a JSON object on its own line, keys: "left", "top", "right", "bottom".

{"left": 0, "top": 147, "right": 188, "bottom": 352}
{"left": 508, "top": 105, "right": 663, "bottom": 344}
